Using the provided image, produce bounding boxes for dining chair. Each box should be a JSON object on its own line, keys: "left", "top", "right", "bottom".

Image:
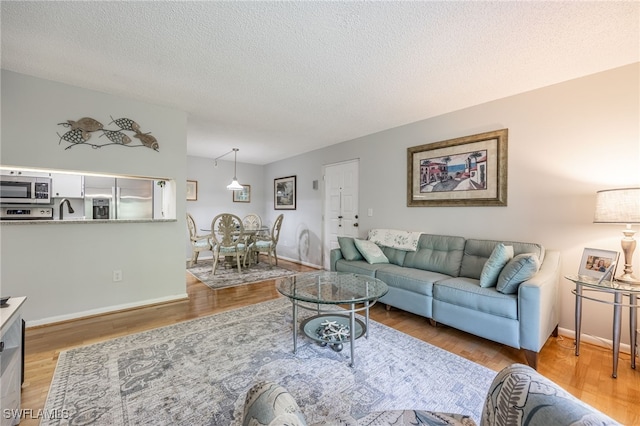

{"left": 242, "top": 213, "right": 262, "bottom": 230}
{"left": 210, "top": 213, "right": 248, "bottom": 274}
{"left": 186, "top": 213, "right": 213, "bottom": 267}
{"left": 248, "top": 214, "right": 284, "bottom": 267}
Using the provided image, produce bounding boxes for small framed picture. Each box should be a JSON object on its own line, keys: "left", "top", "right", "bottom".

{"left": 274, "top": 175, "right": 296, "bottom": 210}
{"left": 579, "top": 248, "right": 619, "bottom": 280}
{"left": 232, "top": 185, "right": 250, "bottom": 203}
{"left": 186, "top": 180, "right": 197, "bottom": 201}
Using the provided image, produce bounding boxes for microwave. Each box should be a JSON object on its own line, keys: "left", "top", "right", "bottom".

{"left": 0, "top": 175, "right": 51, "bottom": 204}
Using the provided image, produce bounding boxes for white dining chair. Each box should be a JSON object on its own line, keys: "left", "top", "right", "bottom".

{"left": 186, "top": 213, "right": 213, "bottom": 267}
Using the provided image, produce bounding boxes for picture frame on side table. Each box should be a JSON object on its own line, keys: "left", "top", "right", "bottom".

{"left": 232, "top": 185, "right": 250, "bottom": 203}
{"left": 578, "top": 248, "right": 619, "bottom": 280}
{"left": 186, "top": 180, "right": 197, "bottom": 201}
{"left": 274, "top": 175, "right": 296, "bottom": 210}
{"left": 407, "top": 129, "right": 508, "bottom": 207}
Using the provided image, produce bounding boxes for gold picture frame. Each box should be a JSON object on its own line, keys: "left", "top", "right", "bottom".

{"left": 186, "top": 180, "right": 197, "bottom": 201}
{"left": 232, "top": 185, "right": 250, "bottom": 203}
{"left": 407, "top": 129, "right": 508, "bottom": 207}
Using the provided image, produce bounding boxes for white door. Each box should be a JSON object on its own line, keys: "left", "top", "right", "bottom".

{"left": 323, "top": 159, "right": 359, "bottom": 270}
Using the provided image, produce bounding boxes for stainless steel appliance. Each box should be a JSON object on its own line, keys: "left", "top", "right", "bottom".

{"left": 0, "top": 206, "right": 53, "bottom": 220}
{"left": 84, "top": 176, "right": 153, "bottom": 220}
{"left": 92, "top": 198, "right": 110, "bottom": 219}
{"left": 0, "top": 175, "right": 51, "bottom": 204}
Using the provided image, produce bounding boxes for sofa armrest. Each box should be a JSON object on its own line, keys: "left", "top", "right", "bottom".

{"left": 330, "top": 248, "right": 344, "bottom": 271}
{"left": 243, "top": 382, "right": 308, "bottom": 426}
{"left": 482, "top": 364, "right": 620, "bottom": 425}
{"left": 518, "top": 250, "right": 560, "bottom": 353}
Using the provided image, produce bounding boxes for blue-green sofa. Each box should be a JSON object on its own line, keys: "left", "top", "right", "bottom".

{"left": 330, "top": 233, "right": 561, "bottom": 369}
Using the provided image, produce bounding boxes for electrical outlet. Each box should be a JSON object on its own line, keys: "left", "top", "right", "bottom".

{"left": 113, "top": 270, "right": 123, "bottom": 282}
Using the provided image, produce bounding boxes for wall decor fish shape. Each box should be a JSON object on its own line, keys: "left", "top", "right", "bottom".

{"left": 60, "top": 117, "right": 104, "bottom": 132}
{"left": 57, "top": 116, "right": 159, "bottom": 152}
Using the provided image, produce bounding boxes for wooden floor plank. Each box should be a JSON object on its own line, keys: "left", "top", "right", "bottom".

{"left": 19, "top": 259, "right": 639, "bottom": 425}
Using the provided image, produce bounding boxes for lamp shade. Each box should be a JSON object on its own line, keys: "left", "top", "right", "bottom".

{"left": 226, "top": 179, "right": 243, "bottom": 191}
{"left": 593, "top": 188, "right": 640, "bottom": 224}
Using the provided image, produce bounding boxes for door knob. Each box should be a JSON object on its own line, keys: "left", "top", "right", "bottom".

{"left": 353, "top": 223, "right": 359, "bottom": 227}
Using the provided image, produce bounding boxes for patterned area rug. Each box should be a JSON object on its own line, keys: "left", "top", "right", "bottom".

{"left": 186, "top": 258, "right": 297, "bottom": 289}
{"left": 43, "top": 298, "right": 497, "bottom": 425}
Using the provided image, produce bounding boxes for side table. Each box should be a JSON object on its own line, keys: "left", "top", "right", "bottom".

{"left": 565, "top": 275, "right": 638, "bottom": 378}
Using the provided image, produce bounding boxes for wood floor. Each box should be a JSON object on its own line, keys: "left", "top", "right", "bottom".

{"left": 21, "top": 259, "right": 639, "bottom": 425}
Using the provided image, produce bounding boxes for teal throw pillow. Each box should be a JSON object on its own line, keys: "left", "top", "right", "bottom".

{"left": 496, "top": 253, "right": 541, "bottom": 294}
{"left": 338, "top": 237, "right": 364, "bottom": 261}
{"left": 353, "top": 239, "right": 389, "bottom": 264}
{"left": 479, "top": 243, "right": 514, "bottom": 288}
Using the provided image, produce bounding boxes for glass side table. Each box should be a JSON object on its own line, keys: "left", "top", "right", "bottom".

{"left": 276, "top": 271, "right": 389, "bottom": 367}
{"left": 565, "top": 274, "right": 639, "bottom": 378}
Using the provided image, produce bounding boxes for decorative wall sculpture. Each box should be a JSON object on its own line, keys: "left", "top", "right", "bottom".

{"left": 57, "top": 116, "right": 159, "bottom": 151}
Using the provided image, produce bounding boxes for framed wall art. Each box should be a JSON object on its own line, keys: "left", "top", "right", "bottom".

{"left": 578, "top": 248, "right": 619, "bottom": 280}
{"left": 232, "top": 184, "right": 251, "bottom": 203}
{"left": 407, "top": 129, "right": 508, "bottom": 207}
{"left": 186, "top": 180, "right": 197, "bottom": 201}
{"left": 274, "top": 175, "right": 296, "bottom": 210}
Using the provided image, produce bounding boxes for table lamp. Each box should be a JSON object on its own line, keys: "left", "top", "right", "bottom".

{"left": 593, "top": 187, "right": 640, "bottom": 284}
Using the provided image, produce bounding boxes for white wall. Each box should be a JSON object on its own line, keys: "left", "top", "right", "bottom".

{"left": 185, "top": 155, "right": 266, "bottom": 259}
{"left": 262, "top": 63, "right": 640, "bottom": 344}
{"left": 0, "top": 71, "right": 188, "bottom": 324}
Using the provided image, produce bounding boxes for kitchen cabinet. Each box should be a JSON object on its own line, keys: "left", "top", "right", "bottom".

{"left": 0, "top": 296, "right": 26, "bottom": 426}
{"left": 51, "top": 173, "right": 83, "bottom": 198}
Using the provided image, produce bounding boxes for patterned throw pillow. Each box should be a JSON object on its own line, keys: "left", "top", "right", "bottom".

{"left": 353, "top": 239, "right": 389, "bottom": 264}
{"left": 496, "top": 253, "right": 541, "bottom": 294}
{"left": 479, "top": 243, "right": 514, "bottom": 288}
{"left": 338, "top": 237, "right": 364, "bottom": 261}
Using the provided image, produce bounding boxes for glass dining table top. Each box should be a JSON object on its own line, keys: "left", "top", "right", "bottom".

{"left": 276, "top": 271, "right": 389, "bottom": 305}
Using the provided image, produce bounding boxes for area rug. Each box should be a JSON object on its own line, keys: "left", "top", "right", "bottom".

{"left": 186, "top": 258, "right": 297, "bottom": 289}
{"left": 42, "top": 298, "right": 497, "bottom": 426}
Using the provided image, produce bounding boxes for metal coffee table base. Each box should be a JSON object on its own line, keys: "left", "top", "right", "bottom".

{"left": 291, "top": 301, "right": 371, "bottom": 368}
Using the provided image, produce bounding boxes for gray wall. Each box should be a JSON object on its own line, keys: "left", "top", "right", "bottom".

{"left": 1, "top": 70, "right": 188, "bottom": 324}
{"left": 260, "top": 63, "right": 640, "bottom": 345}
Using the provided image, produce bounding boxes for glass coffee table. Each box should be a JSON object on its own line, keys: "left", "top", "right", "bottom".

{"left": 276, "top": 271, "right": 388, "bottom": 367}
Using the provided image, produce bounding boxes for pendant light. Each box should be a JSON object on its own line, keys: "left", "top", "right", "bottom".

{"left": 226, "top": 148, "right": 243, "bottom": 191}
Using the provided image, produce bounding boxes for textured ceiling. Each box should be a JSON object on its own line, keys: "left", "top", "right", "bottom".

{"left": 2, "top": 1, "right": 638, "bottom": 165}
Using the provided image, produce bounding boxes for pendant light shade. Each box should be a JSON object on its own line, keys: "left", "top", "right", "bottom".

{"left": 215, "top": 148, "right": 244, "bottom": 191}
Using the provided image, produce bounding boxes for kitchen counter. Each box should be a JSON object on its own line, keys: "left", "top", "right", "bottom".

{"left": 0, "top": 218, "right": 177, "bottom": 225}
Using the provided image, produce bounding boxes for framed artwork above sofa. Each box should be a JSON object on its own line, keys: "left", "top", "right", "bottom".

{"left": 407, "top": 129, "right": 508, "bottom": 207}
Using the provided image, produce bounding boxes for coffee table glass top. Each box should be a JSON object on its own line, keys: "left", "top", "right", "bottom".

{"left": 276, "top": 271, "right": 388, "bottom": 305}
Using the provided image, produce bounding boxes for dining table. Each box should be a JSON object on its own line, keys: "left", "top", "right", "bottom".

{"left": 202, "top": 225, "right": 269, "bottom": 267}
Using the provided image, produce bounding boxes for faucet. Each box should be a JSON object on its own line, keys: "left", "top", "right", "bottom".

{"left": 59, "top": 198, "right": 75, "bottom": 220}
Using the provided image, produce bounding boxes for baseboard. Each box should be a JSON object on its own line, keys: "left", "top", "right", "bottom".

{"left": 558, "top": 327, "right": 632, "bottom": 355}
{"left": 277, "top": 255, "right": 322, "bottom": 269}
{"left": 25, "top": 293, "right": 189, "bottom": 328}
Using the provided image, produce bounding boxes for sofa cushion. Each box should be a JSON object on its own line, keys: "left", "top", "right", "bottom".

{"left": 460, "top": 239, "right": 545, "bottom": 280}
{"left": 434, "top": 277, "right": 518, "bottom": 320}
{"left": 381, "top": 246, "right": 407, "bottom": 266}
{"left": 334, "top": 259, "right": 389, "bottom": 276}
{"left": 403, "top": 234, "right": 465, "bottom": 277}
{"left": 376, "top": 265, "right": 449, "bottom": 297}
{"left": 496, "top": 253, "right": 541, "bottom": 294}
{"left": 354, "top": 239, "right": 389, "bottom": 264}
{"left": 479, "top": 243, "right": 514, "bottom": 288}
{"left": 338, "top": 236, "right": 364, "bottom": 261}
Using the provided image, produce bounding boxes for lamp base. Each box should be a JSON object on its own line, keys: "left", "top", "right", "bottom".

{"left": 615, "top": 274, "right": 640, "bottom": 285}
